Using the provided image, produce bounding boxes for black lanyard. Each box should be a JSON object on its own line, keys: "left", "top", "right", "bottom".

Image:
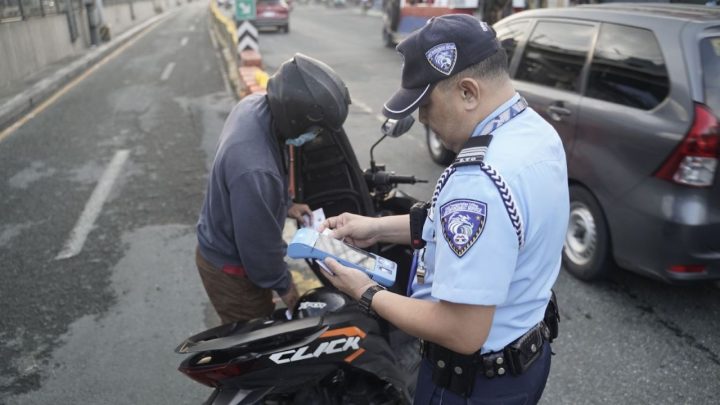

{"left": 407, "top": 98, "right": 529, "bottom": 295}
{"left": 428, "top": 97, "right": 528, "bottom": 220}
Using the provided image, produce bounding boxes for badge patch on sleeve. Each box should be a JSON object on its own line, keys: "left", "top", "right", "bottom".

{"left": 439, "top": 199, "right": 487, "bottom": 257}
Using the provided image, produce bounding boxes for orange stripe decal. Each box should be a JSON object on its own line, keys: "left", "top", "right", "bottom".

{"left": 320, "top": 326, "right": 367, "bottom": 339}
{"left": 344, "top": 348, "right": 366, "bottom": 363}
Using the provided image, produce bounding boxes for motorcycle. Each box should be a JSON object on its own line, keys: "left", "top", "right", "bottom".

{"left": 176, "top": 116, "right": 426, "bottom": 404}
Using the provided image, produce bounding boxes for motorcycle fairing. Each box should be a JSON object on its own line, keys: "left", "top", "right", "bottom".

{"left": 295, "top": 128, "right": 375, "bottom": 218}
{"left": 178, "top": 287, "right": 418, "bottom": 403}
{"left": 175, "top": 316, "right": 327, "bottom": 354}
{"left": 228, "top": 308, "right": 412, "bottom": 402}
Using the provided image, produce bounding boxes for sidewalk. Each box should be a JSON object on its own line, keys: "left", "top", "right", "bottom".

{"left": 0, "top": 11, "right": 173, "bottom": 134}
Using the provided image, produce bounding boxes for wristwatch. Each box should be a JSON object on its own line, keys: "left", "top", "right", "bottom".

{"left": 358, "top": 285, "right": 386, "bottom": 316}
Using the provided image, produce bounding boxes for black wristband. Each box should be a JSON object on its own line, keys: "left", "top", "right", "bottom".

{"left": 358, "top": 285, "right": 386, "bottom": 316}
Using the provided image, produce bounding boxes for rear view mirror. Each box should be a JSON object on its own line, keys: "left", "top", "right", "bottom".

{"left": 381, "top": 116, "right": 415, "bottom": 138}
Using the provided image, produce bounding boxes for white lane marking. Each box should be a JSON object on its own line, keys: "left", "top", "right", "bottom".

{"left": 352, "top": 99, "right": 385, "bottom": 122}
{"left": 353, "top": 100, "right": 374, "bottom": 114}
{"left": 352, "top": 98, "right": 424, "bottom": 145}
{"left": 181, "top": 37, "right": 189, "bottom": 46}
{"left": 56, "top": 150, "right": 130, "bottom": 260}
{"left": 161, "top": 62, "right": 176, "bottom": 81}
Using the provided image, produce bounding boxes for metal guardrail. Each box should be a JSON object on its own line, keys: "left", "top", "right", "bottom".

{"left": 1, "top": 0, "right": 56, "bottom": 22}
{"left": 0, "top": 0, "right": 132, "bottom": 23}
{"left": 0, "top": 0, "right": 81, "bottom": 22}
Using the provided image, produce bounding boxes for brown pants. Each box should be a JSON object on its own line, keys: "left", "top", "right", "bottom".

{"left": 195, "top": 247, "right": 274, "bottom": 324}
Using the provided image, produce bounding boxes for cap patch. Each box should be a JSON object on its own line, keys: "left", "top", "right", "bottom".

{"left": 440, "top": 199, "right": 487, "bottom": 257}
{"left": 425, "top": 43, "right": 457, "bottom": 76}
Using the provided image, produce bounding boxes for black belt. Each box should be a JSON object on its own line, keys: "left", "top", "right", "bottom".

{"left": 421, "top": 322, "right": 552, "bottom": 397}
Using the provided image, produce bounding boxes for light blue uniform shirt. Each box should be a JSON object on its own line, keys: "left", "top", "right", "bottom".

{"left": 411, "top": 94, "right": 569, "bottom": 352}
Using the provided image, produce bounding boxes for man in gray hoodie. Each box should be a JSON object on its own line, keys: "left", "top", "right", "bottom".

{"left": 195, "top": 54, "right": 351, "bottom": 324}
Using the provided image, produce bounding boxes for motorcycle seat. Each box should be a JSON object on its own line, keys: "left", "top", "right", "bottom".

{"left": 175, "top": 316, "right": 328, "bottom": 354}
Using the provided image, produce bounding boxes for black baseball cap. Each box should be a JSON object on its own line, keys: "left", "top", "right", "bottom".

{"left": 383, "top": 14, "right": 499, "bottom": 119}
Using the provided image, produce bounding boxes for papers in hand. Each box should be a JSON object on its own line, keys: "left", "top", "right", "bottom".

{"left": 302, "top": 208, "right": 326, "bottom": 232}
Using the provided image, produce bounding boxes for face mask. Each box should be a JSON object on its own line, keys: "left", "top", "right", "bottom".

{"left": 285, "top": 127, "right": 322, "bottom": 147}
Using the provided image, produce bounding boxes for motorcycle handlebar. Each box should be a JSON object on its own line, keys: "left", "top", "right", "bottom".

{"left": 364, "top": 171, "right": 428, "bottom": 186}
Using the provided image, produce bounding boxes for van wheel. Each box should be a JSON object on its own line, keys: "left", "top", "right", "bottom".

{"left": 283, "top": 24, "right": 289, "bottom": 33}
{"left": 426, "top": 126, "right": 454, "bottom": 166}
{"left": 563, "top": 186, "right": 613, "bottom": 281}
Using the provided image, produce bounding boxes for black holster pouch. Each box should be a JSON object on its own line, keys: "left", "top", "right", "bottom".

{"left": 503, "top": 325, "right": 545, "bottom": 375}
{"left": 422, "top": 291, "right": 561, "bottom": 397}
{"left": 409, "top": 201, "right": 430, "bottom": 249}
{"left": 544, "top": 289, "right": 560, "bottom": 343}
{"left": 426, "top": 343, "right": 478, "bottom": 398}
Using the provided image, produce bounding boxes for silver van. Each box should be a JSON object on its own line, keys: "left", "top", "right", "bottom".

{"left": 503, "top": 3, "right": 720, "bottom": 283}
{"left": 429, "top": 4, "right": 720, "bottom": 283}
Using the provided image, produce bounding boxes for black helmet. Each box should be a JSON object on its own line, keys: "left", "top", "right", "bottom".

{"left": 267, "top": 54, "right": 351, "bottom": 141}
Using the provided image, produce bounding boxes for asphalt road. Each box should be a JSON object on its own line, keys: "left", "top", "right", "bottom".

{"left": 0, "top": 3, "right": 228, "bottom": 403}
{"left": 0, "top": 3, "right": 718, "bottom": 404}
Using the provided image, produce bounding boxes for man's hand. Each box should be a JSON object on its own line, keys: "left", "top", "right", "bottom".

{"left": 320, "top": 213, "right": 379, "bottom": 249}
{"left": 321, "top": 258, "right": 377, "bottom": 301}
{"left": 287, "top": 203, "right": 313, "bottom": 225}
{"left": 280, "top": 281, "right": 300, "bottom": 312}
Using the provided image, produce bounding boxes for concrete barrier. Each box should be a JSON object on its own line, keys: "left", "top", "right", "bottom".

{"left": 239, "top": 49, "right": 262, "bottom": 68}
{"left": 209, "top": 0, "right": 238, "bottom": 48}
{"left": 208, "top": 2, "right": 269, "bottom": 99}
{"left": 237, "top": 49, "right": 268, "bottom": 96}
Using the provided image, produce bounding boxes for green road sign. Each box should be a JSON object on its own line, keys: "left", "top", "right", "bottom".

{"left": 235, "top": 0, "right": 256, "bottom": 21}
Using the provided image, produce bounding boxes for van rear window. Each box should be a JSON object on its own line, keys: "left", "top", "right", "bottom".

{"left": 586, "top": 23, "right": 669, "bottom": 110}
{"left": 701, "top": 37, "right": 720, "bottom": 115}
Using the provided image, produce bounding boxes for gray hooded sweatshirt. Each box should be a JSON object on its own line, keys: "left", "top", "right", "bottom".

{"left": 196, "top": 93, "right": 292, "bottom": 295}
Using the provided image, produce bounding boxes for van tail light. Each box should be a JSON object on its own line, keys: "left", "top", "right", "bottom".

{"left": 655, "top": 103, "right": 719, "bottom": 187}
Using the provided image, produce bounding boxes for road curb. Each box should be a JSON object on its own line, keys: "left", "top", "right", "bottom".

{"left": 0, "top": 11, "right": 175, "bottom": 133}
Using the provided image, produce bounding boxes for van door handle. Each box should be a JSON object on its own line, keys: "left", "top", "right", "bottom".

{"left": 546, "top": 105, "right": 572, "bottom": 122}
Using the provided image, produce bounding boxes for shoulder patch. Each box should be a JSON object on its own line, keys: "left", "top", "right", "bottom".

{"left": 439, "top": 199, "right": 487, "bottom": 257}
